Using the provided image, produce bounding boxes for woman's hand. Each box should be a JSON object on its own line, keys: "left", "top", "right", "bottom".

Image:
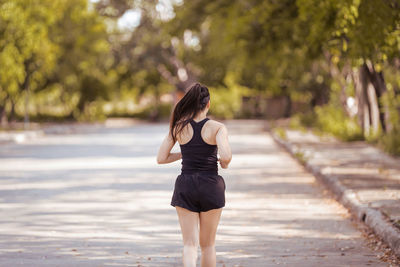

{"left": 217, "top": 157, "right": 229, "bottom": 169}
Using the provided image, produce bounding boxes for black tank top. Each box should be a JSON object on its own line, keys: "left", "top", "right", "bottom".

{"left": 180, "top": 118, "right": 218, "bottom": 175}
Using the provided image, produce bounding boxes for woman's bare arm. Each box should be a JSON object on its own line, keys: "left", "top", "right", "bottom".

{"left": 157, "top": 132, "right": 182, "bottom": 164}
{"left": 216, "top": 124, "right": 232, "bottom": 168}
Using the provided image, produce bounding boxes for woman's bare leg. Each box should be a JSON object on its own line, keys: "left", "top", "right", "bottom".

{"left": 199, "top": 208, "right": 223, "bottom": 267}
{"left": 176, "top": 206, "right": 200, "bottom": 267}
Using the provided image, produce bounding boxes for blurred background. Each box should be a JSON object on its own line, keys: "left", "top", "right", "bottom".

{"left": 0, "top": 0, "right": 399, "bottom": 155}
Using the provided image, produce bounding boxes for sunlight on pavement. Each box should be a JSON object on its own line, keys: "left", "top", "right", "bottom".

{"left": 0, "top": 122, "right": 387, "bottom": 266}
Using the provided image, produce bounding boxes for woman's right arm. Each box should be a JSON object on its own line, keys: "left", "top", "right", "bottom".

{"left": 216, "top": 124, "right": 232, "bottom": 169}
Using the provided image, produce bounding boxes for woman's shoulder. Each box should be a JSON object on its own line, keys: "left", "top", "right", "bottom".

{"left": 206, "top": 119, "right": 226, "bottom": 131}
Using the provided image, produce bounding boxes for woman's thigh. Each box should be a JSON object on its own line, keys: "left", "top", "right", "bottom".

{"left": 176, "top": 206, "right": 200, "bottom": 245}
{"left": 199, "top": 208, "right": 223, "bottom": 247}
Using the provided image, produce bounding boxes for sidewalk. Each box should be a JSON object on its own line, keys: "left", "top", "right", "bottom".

{"left": 271, "top": 127, "right": 400, "bottom": 259}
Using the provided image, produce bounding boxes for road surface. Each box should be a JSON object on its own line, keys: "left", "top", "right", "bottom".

{"left": 0, "top": 120, "right": 387, "bottom": 266}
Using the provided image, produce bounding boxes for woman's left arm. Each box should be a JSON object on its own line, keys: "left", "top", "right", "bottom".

{"left": 157, "top": 132, "right": 182, "bottom": 164}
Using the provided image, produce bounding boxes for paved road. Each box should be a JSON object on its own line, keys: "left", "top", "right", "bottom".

{"left": 0, "top": 120, "right": 387, "bottom": 266}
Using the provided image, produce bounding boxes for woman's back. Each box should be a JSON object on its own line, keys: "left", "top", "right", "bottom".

{"left": 178, "top": 117, "right": 218, "bottom": 175}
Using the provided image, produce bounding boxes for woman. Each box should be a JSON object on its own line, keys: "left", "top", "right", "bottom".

{"left": 157, "top": 82, "right": 232, "bottom": 267}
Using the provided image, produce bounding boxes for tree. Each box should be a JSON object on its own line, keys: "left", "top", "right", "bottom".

{"left": 0, "top": 0, "right": 58, "bottom": 126}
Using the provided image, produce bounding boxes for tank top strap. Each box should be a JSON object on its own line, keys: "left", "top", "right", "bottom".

{"left": 189, "top": 118, "right": 209, "bottom": 142}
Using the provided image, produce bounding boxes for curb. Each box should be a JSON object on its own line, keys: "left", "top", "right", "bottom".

{"left": 271, "top": 131, "right": 400, "bottom": 258}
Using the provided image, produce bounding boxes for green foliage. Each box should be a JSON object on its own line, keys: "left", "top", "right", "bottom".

{"left": 74, "top": 100, "right": 107, "bottom": 122}
{"left": 130, "top": 102, "right": 173, "bottom": 120}
{"left": 0, "top": 0, "right": 58, "bottom": 108}
{"left": 294, "top": 151, "right": 307, "bottom": 165}
{"left": 208, "top": 73, "right": 246, "bottom": 119}
{"left": 273, "top": 127, "right": 288, "bottom": 141}
{"left": 378, "top": 82, "right": 400, "bottom": 156}
{"left": 314, "top": 104, "right": 364, "bottom": 141}
{"left": 289, "top": 112, "right": 316, "bottom": 130}
{"left": 1, "top": 0, "right": 400, "bottom": 135}
{"left": 379, "top": 129, "right": 400, "bottom": 157}
{"left": 0, "top": 0, "right": 113, "bottom": 123}
{"left": 291, "top": 104, "right": 364, "bottom": 142}
{"left": 208, "top": 86, "right": 240, "bottom": 119}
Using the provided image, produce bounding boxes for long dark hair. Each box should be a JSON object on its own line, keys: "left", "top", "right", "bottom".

{"left": 170, "top": 82, "right": 210, "bottom": 143}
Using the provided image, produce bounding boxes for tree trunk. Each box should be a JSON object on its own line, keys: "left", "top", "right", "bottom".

{"left": 353, "top": 63, "right": 385, "bottom": 136}
{"left": 0, "top": 94, "right": 9, "bottom": 127}
{"left": 366, "top": 81, "right": 380, "bottom": 134}
{"left": 9, "top": 98, "right": 16, "bottom": 123}
{"left": 364, "top": 60, "right": 390, "bottom": 132}
{"left": 353, "top": 66, "right": 371, "bottom": 134}
{"left": 322, "top": 52, "right": 352, "bottom": 116}
{"left": 22, "top": 60, "right": 33, "bottom": 128}
{"left": 283, "top": 94, "right": 292, "bottom": 118}
{"left": 24, "top": 86, "right": 30, "bottom": 129}
{"left": 150, "top": 87, "right": 161, "bottom": 121}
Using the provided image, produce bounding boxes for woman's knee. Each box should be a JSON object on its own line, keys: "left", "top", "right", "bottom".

{"left": 183, "top": 244, "right": 198, "bottom": 258}
{"left": 183, "top": 239, "right": 199, "bottom": 247}
{"left": 183, "top": 235, "right": 199, "bottom": 247}
{"left": 200, "top": 242, "right": 215, "bottom": 251}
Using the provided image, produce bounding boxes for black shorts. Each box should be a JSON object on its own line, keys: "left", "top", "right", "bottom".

{"left": 171, "top": 171, "right": 226, "bottom": 213}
